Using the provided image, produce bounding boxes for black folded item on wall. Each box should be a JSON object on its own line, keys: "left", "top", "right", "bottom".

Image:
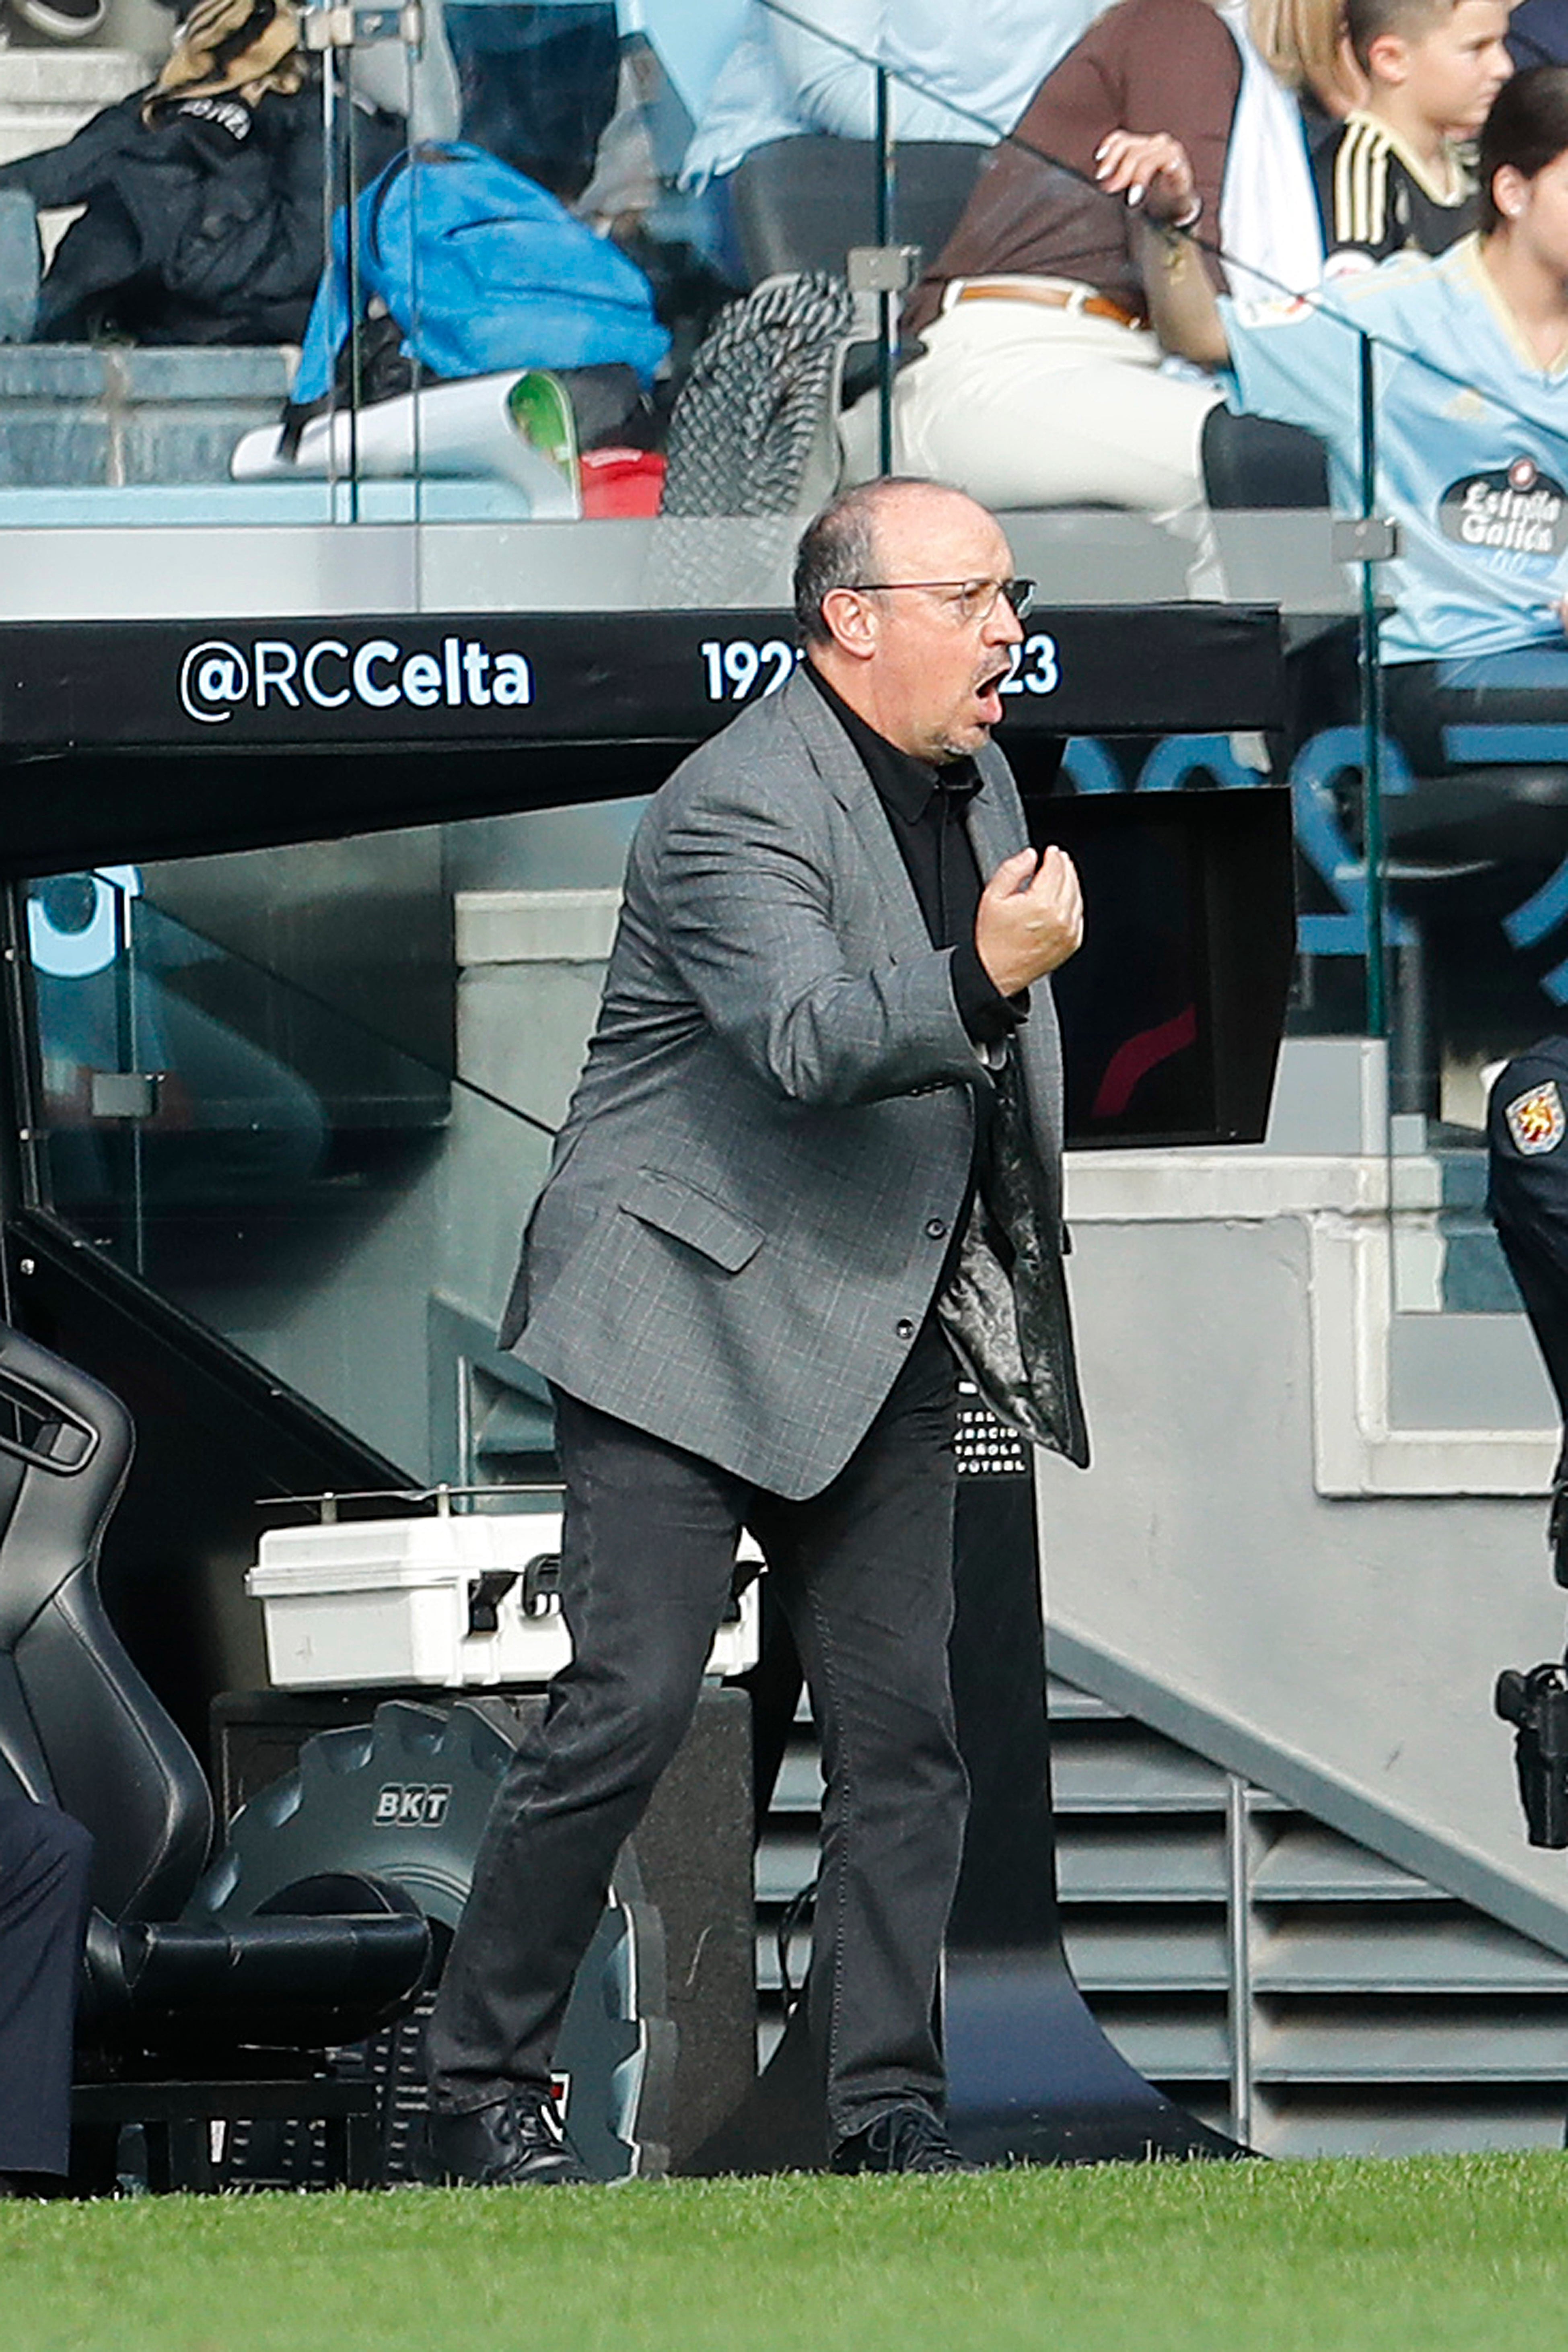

{"left": 0, "top": 84, "right": 327, "bottom": 346}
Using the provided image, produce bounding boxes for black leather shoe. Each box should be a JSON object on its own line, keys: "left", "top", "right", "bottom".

{"left": 416, "top": 2090, "right": 591, "bottom": 2187}
{"left": 829, "top": 2105, "right": 982, "bottom": 2175}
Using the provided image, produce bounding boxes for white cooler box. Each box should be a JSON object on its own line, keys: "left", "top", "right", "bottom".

{"left": 247, "top": 1512, "right": 763, "bottom": 1690}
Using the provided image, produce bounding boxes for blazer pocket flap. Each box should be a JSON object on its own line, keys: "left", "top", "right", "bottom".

{"left": 620, "top": 1168, "right": 765, "bottom": 1273}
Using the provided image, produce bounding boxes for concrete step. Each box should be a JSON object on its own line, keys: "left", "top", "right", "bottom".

{"left": 0, "top": 187, "right": 35, "bottom": 338}
{"left": 0, "top": 341, "right": 292, "bottom": 484}
{"left": 0, "top": 44, "right": 144, "bottom": 168}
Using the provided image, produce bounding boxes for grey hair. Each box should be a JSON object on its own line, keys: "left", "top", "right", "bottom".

{"left": 792, "top": 478, "right": 951, "bottom": 645}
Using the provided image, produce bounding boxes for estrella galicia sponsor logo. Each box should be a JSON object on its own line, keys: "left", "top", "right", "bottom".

{"left": 373, "top": 1782, "right": 453, "bottom": 1827}
{"left": 177, "top": 632, "right": 534, "bottom": 727}
{"left": 1439, "top": 457, "right": 1568, "bottom": 557}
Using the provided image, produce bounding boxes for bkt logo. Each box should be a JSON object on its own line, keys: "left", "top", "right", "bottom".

{"left": 178, "top": 634, "right": 534, "bottom": 725}
{"left": 373, "top": 1783, "right": 453, "bottom": 1828}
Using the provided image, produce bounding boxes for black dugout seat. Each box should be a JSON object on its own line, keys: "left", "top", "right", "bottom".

{"left": 727, "top": 136, "right": 988, "bottom": 288}
{"left": 0, "top": 1324, "right": 430, "bottom": 2179}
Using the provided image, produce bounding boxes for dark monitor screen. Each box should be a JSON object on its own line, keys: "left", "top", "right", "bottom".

{"left": 1020, "top": 786, "right": 1296, "bottom": 1151}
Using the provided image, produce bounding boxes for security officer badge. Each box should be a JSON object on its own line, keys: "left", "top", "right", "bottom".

{"left": 1505, "top": 1079, "right": 1568, "bottom": 1156}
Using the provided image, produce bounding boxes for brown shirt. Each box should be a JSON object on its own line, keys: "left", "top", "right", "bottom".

{"left": 905, "top": 0, "right": 1241, "bottom": 335}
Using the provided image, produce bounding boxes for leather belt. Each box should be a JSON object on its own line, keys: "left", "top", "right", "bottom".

{"left": 950, "top": 280, "right": 1145, "bottom": 332}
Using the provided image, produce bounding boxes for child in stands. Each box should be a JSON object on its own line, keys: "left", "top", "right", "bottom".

{"left": 1113, "top": 71, "right": 1568, "bottom": 751}
{"left": 1314, "top": 0, "right": 1513, "bottom": 272}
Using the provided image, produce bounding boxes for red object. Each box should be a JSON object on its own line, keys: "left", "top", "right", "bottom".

{"left": 1091, "top": 1004, "right": 1199, "bottom": 1120}
{"left": 579, "top": 447, "right": 666, "bottom": 519}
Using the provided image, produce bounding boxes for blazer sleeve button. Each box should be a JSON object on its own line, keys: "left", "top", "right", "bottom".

{"left": 895, "top": 1318, "right": 915, "bottom": 1341}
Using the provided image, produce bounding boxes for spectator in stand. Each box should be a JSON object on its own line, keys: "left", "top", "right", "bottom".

{"left": 1260, "top": 0, "right": 1369, "bottom": 134}
{"left": 1314, "top": 0, "right": 1512, "bottom": 274}
{"left": 1127, "top": 70, "right": 1568, "bottom": 757}
{"left": 838, "top": 0, "right": 1348, "bottom": 519}
{"left": 681, "top": 0, "right": 1113, "bottom": 192}
{"left": 442, "top": 0, "right": 621, "bottom": 202}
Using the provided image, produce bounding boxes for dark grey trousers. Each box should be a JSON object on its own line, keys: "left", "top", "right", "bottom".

{"left": 426, "top": 1318, "right": 967, "bottom": 2142}
{"left": 0, "top": 1798, "right": 92, "bottom": 2177}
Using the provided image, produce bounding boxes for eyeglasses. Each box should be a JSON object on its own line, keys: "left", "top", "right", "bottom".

{"left": 845, "top": 577, "right": 1037, "bottom": 623}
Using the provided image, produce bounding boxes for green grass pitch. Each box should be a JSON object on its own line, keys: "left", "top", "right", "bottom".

{"left": 7, "top": 2156, "right": 1568, "bottom": 2352}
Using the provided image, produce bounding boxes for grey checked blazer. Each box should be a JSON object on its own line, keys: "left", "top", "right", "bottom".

{"left": 500, "top": 669, "right": 1087, "bottom": 1499}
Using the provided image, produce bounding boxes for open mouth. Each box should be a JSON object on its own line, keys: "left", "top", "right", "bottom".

{"left": 975, "top": 666, "right": 1010, "bottom": 725}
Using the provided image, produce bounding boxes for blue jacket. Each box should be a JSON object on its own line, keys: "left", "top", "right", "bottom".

{"left": 292, "top": 141, "right": 669, "bottom": 404}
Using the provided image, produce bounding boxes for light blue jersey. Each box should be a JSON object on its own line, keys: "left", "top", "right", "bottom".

{"left": 1222, "top": 236, "right": 1568, "bottom": 664}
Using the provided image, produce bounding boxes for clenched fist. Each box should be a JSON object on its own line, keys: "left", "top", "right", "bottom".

{"left": 975, "top": 845, "right": 1083, "bottom": 998}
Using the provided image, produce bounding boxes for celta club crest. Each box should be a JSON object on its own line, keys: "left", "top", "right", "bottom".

{"left": 1506, "top": 1081, "right": 1567, "bottom": 1156}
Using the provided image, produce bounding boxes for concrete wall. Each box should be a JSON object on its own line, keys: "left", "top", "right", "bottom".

{"left": 1046, "top": 1108, "right": 1568, "bottom": 1960}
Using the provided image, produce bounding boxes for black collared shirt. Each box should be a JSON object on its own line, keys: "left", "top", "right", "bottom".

{"left": 806, "top": 663, "right": 1028, "bottom": 1047}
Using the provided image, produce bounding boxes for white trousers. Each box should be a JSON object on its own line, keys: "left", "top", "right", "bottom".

{"left": 840, "top": 291, "right": 1220, "bottom": 519}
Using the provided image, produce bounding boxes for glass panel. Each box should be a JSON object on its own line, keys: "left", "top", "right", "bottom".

{"left": 0, "top": 0, "right": 1360, "bottom": 642}
{"left": 1368, "top": 309, "right": 1568, "bottom": 1357}
{"left": 18, "top": 805, "right": 646, "bottom": 1480}
{"left": 250, "top": 0, "right": 715, "bottom": 528}
{"left": 0, "top": 0, "right": 331, "bottom": 520}
{"left": 0, "top": 0, "right": 1389, "bottom": 1190}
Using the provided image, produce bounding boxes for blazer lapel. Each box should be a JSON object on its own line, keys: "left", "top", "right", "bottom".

{"left": 782, "top": 671, "right": 933, "bottom": 959}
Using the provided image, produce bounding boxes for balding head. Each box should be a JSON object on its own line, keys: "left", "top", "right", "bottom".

{"left": 794, "top": 478, "right": 1023, "bottom": 764}
{"left": 794, "top": 479, "right": 995, "bottom": 646}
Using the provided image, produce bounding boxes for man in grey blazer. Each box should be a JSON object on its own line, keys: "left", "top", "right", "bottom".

{"left": 421, "top": 477, "right": 1088, "bottom": 2184}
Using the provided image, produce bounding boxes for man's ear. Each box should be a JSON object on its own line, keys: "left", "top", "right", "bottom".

{"left": 1364, "top": 30, "right": 1411, "bottom": 86}
{"left": 819, "top": 587, "right": 878, "bottom": 661}
{"left": 1493, "top": 161, "right": 1529, "bottom": 219}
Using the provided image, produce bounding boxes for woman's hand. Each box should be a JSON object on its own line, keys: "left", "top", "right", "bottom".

{"left": 1093, "top": 130, "right": 1200, "bottom": 227}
